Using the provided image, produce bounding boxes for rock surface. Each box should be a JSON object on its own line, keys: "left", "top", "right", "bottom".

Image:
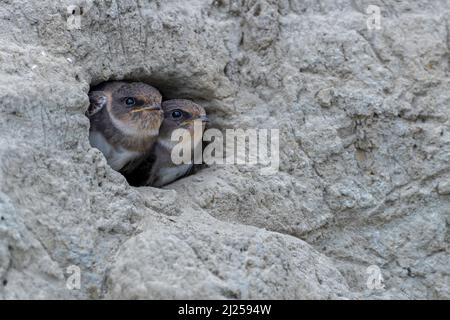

{"left": 0, "top": 0, "right": 449, "bottom": 299}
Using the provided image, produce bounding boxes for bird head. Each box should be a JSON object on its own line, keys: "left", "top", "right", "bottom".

{"left": 159, "top": 99, "right": 208, "bottom": 144}
{"left": 87, "top": 81, "right": 163, "bottom": 138}
{"left": 110, "top": 82, "right": 163, "bottom": 136}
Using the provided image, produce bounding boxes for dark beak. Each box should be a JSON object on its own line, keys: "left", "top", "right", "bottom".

{"left": 144, "top": 102, "right": 162, "bottom": 111}
{"left": 131, "top": 103, "right": 162, "bottom": 113}
{"left": 199, "top": 115, "right": 209, "bottom": 123}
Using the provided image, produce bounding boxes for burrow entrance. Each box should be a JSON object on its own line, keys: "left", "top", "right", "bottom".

{"left": 86, "top": 79, "right": 217, "bottom": 188}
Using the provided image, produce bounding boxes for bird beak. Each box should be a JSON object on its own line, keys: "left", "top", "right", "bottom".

{"left": 199, "top": 115, "right": 209, "bottom": 123}
{"left": 181, "top": 116, "right": 209, "bottom": 126}
{"left": 130, "top": 103, "right": 162, "bottom": 113}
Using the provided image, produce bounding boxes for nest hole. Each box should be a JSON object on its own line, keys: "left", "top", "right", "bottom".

{"left": 86, "top": 78, "right": 220, "bottom": 188}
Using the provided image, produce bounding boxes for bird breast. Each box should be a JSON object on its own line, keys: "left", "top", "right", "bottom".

{"left": 153, "top": 164, "right": 193, "bottom": 187}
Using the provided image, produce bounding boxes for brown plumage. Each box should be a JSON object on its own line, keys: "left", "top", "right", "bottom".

{"left": 86, "top": 81, "right": 163, "bottom": 172}
{"left": 126, "top": 99, "right": 208, "bottom": 187}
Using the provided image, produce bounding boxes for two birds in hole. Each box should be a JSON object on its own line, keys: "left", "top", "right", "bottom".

{"left": 86, "top": 81, "right": 208, "bottom": 187}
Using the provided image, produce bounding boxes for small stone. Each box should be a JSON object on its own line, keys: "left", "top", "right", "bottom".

{"left": 437, "top": 181, "right": 450, "bottom": 195}
{"left": 315, "top": 87, "right": 335, "bottom": 108}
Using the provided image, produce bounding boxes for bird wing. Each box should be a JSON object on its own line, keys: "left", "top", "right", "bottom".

{"left": 86, "top": 91, "right": 108, "bottom": 117}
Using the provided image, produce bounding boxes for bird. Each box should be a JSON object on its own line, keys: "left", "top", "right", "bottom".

{"left": 86, "top": 81, "right": 163, "bottom": 173}
{"left": 126, "top": 99, "right": 208, "bottom": 187}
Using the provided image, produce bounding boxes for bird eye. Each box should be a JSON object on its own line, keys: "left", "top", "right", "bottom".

{"left": 125, "top": 97, "right": 135, "bottom": 106}
{"left": 171, "top": 110, "right": 183, "bottom": 119}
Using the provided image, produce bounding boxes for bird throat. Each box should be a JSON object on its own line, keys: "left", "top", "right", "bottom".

{"left": 104, "top": 109, "right": 158, "bottom": 152}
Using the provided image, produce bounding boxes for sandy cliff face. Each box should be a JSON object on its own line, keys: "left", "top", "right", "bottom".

{"left": 0, "top": 0, "right": 449, "bottom": 299}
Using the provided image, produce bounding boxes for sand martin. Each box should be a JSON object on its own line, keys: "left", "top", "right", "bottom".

{"left": 86, "top": 81, "right": 163, "bottom": 172}
{"left": 127, "top": 99, "right": 208, "bottom": 187}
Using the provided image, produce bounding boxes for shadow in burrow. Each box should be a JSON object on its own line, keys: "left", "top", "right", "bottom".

{"left": 86, "top": 73, "right": 229, "bottom": 189}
